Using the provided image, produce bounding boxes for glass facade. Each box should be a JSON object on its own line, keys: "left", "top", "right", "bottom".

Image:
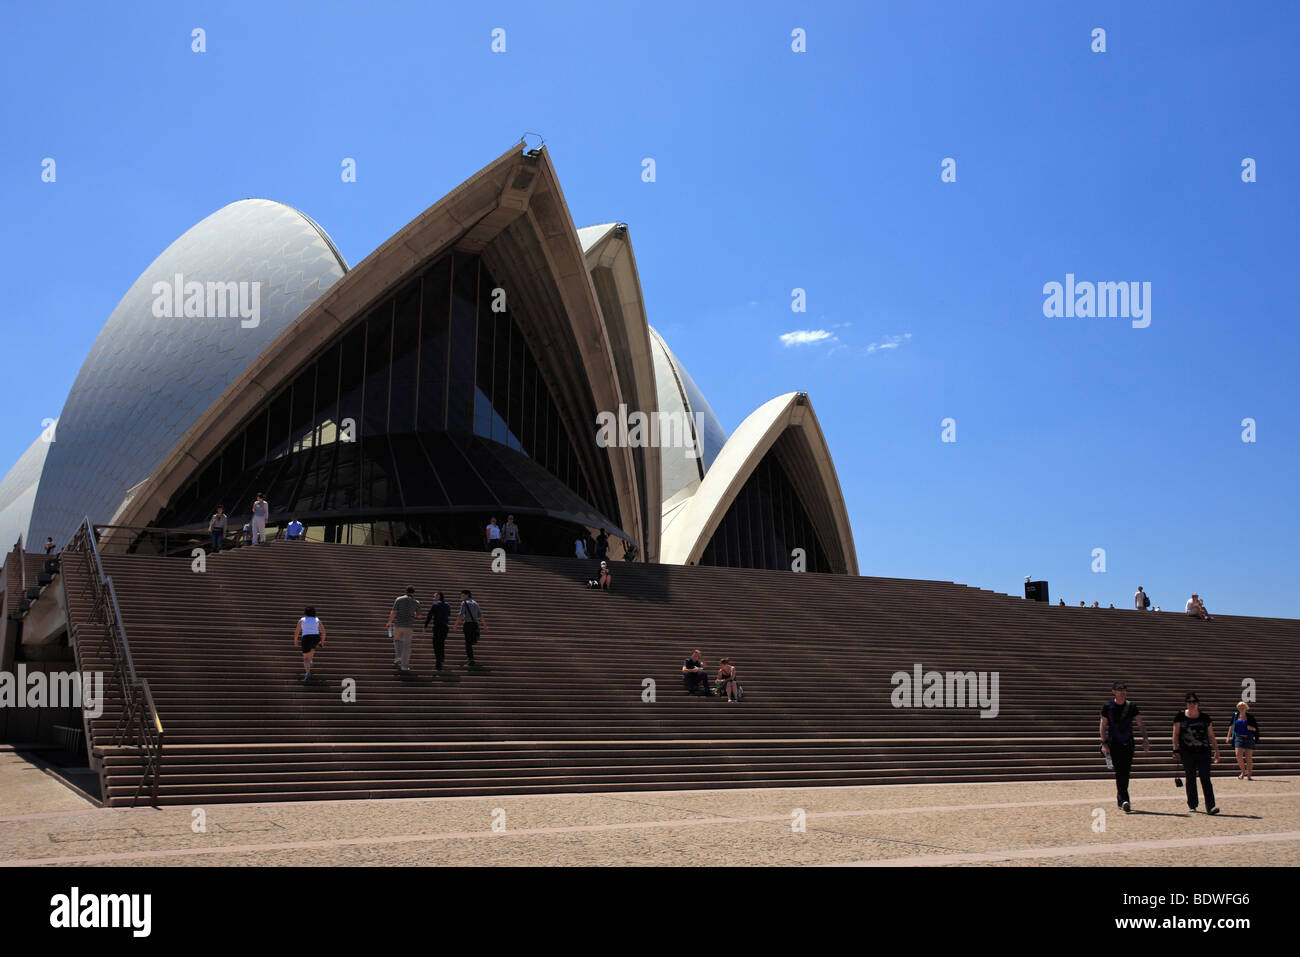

{"left": 153, "top": 251, "right": 620, "bottom": 553}
{"left": 698, "top": 451, "right": 834, "bottom": 573}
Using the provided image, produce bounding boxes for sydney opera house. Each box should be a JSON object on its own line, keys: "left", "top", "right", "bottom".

{"left": 0, "top": 144, "right": 856, "bottom": 574}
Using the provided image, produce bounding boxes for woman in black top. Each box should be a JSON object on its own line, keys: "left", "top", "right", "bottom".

{"left": 1172, "top": 692, "right": 1220, "bottom": 814}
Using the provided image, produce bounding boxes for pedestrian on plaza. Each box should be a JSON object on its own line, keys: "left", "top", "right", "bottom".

{"left": 1227, "top": 701, "right": 1260, "bottom": 781}
{"left": 1172, "top": 692, "right": 1221, "bottom": 814}
{"left": 1100, "top": 681, "right": 1151, "bottom": 813}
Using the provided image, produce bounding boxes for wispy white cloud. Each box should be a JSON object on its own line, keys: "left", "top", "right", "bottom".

{"left": 865, "top": 333, "right": 912, "bottom": 355}
{"left": 780, "top": 329, "right": 835, "bottom": 347}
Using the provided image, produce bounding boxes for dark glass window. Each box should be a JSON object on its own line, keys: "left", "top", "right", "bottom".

{"left": 152, "top": 251, "right": 625, "bottom": 552}
{"left": 699, "top": 453, "right": 834, "bottom": 572}
{"left": 289, "top": 367, "right": 316, "bottom": 453}
{"left": 267, "top": 445, "right": 307, "bottom": 510}
{"left": 361, "top": 436, "right": 397, "bottom": 509}
{"left": 421, "top": 433, "right": 489, "bottom": 505}
{"left": 242, "top": 408, "right": 269, "bottom": 470}
{"left": 195, "top": 456, "right": 220, "bottom": 501}
{"left": 338, "top": 324, "right": 366, "bottom": 444}
{"left": 297, "top": 443, "right": 335, "bottom": 513}
{"left": 417, "top": 260, "right": 450, "bottom": 433}
{"left": 363, "top": 305, "right": 393, "bottom": 437}
{"left": 507, "top": 322, "right": 526, "bottom": 453}
{"left": 220, "top": 432, "right": 245, "bottom": 492}
{"left": 266, "top": 389, "right": 292, "bottom": 462}
{"left": 490, "top": 311, "right": 509, "bottom": 445}
{"left": 447, "top": 254, "right": 478, "bottom": 433}
{"left": 523, "top": 359, "right": 538, "bottom": 455}
{"left": 328, "top": 441, "right": 361, "bottom": 512}
{"left": 389, "top": 284, "right": 421, "bottom": 434}
{"left": 314, "top": 344, "right": 340, "bottom": 446}
{"left": 475, "top": 293, "right": 496, "bottom": 440}
{"left": 391, "top": 434, "right": 448, "bottom": 509}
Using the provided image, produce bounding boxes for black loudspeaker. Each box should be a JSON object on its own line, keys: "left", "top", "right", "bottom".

{"left": 1025, "top": 580, "right": 1049, "bottom": 602}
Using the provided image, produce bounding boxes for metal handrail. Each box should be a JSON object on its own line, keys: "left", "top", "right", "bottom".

{"left": 92, "top": 523, "right": 208, "bottom": 559}
{"left": 65, "top": 516, "right": 165, "bottom": 806}
{"left": 105, "top": 578, "right": 138, "bottom": 683}
{"left": 127, "top": 678, "right": 165, "bottom": 806}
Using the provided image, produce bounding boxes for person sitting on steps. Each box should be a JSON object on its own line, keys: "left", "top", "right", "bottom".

{"left": 1185, "top": 593, "right": 1212, "bottom": 620}
{"left": 682, "top": 650, "right": 713, "bottom": 696}
{"left": 717, "top": 657, "right": 741, "bottom": 703}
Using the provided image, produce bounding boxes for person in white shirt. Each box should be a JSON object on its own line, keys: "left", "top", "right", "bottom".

{"left": 293, "top": 606, "right": 327, "bottom": 681}
{"left": 1185, "top": 593, "right": 1211, "bottom": 620}
{"left": 1134, "top": 586, "right": 1150, "bottom": 611}
{"left": 250, "top": 493, "right": 270, "bottom": 545}
{"left": 484, "top": 517, "right": 502, "bottom": 552}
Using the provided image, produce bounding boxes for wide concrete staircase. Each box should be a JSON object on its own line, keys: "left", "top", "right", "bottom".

{"left": 61, "top": 542, "right": 1300, "bottom": 806}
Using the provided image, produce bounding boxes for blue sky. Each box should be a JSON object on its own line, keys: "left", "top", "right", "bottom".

{"left": 1, "top": 1, "right": 1296, "bottom": 616}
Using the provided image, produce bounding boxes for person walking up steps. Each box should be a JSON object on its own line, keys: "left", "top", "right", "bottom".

{"left": 386, "top": 586, "right": 421, "bottom": 674}
{"left": 293, "top": 606, "right": 327, "bottom": 682}
{"left": 1173, "top": 692, "right": 1221, "bottom": 814}
{"left": 455, "top": 590, "right": 485, "bottom": 666}
{"left": 423, "top": 591, "right": 451, "bottom": 671}
{"left": 1100, "top": 681, "right": 1150, "bottom": 812}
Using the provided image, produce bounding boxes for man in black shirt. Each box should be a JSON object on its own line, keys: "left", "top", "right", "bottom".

{"left": 423, "top": 591, "right": 452, "bottom": 671}
{"left": 1173, "top": 692, "right": 1221, "bottom": 813}
{"left": 682, "top": 650, "right": 713, "bottom": 696}
{"left": 1100, "top": 681, "right": 1150, "bottom": 812}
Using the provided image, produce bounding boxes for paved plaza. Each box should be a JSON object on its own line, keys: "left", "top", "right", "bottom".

{"left": 1, "top": 747, "right": 1296, "bottom": 867}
